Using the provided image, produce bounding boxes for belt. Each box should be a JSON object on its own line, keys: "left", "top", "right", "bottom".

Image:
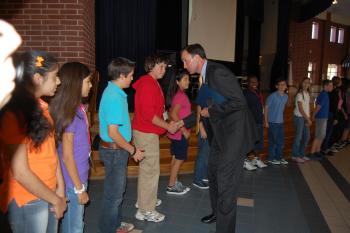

{"left": 100, "top": 140, "right": 122, "bottom": 150}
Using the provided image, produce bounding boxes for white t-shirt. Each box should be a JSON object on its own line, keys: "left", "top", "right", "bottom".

{"left": 294, "top": 91, "right": 310, "bottom": 117}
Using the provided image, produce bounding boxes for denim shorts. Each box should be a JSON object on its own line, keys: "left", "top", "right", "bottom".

{"left": 170, "top": 136, "right": 188, "bottom": 160}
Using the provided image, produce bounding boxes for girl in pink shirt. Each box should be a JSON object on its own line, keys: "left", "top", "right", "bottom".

{"left": 166, "top": 69, "right": 192, "bottom": 195}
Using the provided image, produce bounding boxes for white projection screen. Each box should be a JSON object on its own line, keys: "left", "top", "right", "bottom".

{"left": 188, "top": 0, "right": 236, "bottom": 62}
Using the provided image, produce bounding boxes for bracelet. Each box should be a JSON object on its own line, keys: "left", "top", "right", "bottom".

{"left": 74, "top": 184, "right": 86, "bottom": 194}
{"left": 130, "top": 145, "right": 137, "bottom": 156}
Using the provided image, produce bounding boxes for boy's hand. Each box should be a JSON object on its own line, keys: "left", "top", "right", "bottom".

{"left": 132, "top": 148, "right": 144, "bottom": 162}
{"left": 167, "top": 121, "right": 178, "bottom": 134}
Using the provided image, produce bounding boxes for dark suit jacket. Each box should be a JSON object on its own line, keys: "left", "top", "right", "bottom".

{"left": 205, "top": 60, "right": 257, "bottom": 162}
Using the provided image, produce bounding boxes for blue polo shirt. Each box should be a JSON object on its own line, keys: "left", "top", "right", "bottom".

{"left": 315, "top": 90, "right": 329, "bottom": 119}
{"left": 99, "top": 81, "right": 131, "bottom": 142}
{"left": 266, "top": 91, "right": 288, "bottom": 123}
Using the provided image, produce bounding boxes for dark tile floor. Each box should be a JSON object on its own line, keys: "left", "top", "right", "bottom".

{"left": 85, "top": 163, "right": 330, "bottom": 233}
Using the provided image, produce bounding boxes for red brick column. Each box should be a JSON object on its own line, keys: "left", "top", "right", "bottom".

{"left": 0, "top": 0, "right": 95, "bottom": 70}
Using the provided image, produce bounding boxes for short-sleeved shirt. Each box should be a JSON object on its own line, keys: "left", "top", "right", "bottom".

{"left": 57, "top": 106, "right": 90, "bottom": 189}
{"left": 0, "top": 99, "right": 58, "bottom": 211}
{"left": 243, "top": 89, "right": 264, "bottom": 124}
{"left": 167, "top": 90, "right": 191, "bottom": 140}
{"left": 315, "top": 90, "right": 329, "bottom": 119}
{"left": 294, "top": 91, "right": 310, "bottom": 117}
{"left": 266, "top": 91, "right": 288, "bottom": 123}
{"left": 132, "top": 75, "right": 166, "bottom": 135}
{"left": 99, "top": 81, "right": 131, "bottom": 142}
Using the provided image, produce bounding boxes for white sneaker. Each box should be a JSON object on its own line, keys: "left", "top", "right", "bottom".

{"left": 243, "top": 159, "right": 257, "bottom": 171}
{"left": 135, "top": 209, "right": 165, "bottom": 222}
{"left": 135, "top": 199, "right": 162, "bottom": 209}
{"left": 268, "top": 159, "right": 281, "bottom": 165}
{"left": 329, "top": 147, "right": 339, "bottom": 153}
{"left": 117, "top": 222, "right": 134, "bottom": 232}
{"left": 251, "top": 157, "right": 267, "bottom": 168}
{"left": 280, "top": 158, "right": 289, "bottom": 165}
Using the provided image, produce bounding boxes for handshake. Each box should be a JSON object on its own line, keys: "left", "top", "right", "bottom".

{"left": 166, "top": 120, "right": 184, "bottom": 134}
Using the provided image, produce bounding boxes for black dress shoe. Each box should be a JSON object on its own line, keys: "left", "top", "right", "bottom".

{"left": 201, "top": 213, "right": 216, "bottom": 224}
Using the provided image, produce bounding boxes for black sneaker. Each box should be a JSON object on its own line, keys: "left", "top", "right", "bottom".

{"left": 192, "top": 181, "right": 209, "bottom": 189}
{"left": 166, "top": 182, "right": 187, "bottom": 195}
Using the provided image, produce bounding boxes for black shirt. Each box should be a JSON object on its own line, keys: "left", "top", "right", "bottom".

{"left": 243, "top": 89, "right": 264, "bottom": 124}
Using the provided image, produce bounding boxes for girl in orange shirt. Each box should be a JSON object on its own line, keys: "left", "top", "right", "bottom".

{"left": 0, "top": 51, "right": 66, "bottom": 233}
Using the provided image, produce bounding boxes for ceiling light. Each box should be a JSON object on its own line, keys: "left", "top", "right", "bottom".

{"left": 332, "top": 0, "right": 338, "bottom": 4}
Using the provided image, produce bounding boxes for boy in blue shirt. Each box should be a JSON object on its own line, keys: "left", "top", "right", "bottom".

{"left": 310, "top": 80, "right": 334, "bottom": 158}
{"left": 99, "top": 57, "right": 144, "bottom": 233}
{"left": 264, "top": 79, "right": 289, "bottom": 165}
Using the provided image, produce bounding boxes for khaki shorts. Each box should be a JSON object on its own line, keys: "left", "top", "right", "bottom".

{"left": 315, "top": 119, "right": 327, "bottom": 140}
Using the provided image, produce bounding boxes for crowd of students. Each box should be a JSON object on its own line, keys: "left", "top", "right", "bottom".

{"left": 243, "top": 75, "right": 350, "bottom": 171}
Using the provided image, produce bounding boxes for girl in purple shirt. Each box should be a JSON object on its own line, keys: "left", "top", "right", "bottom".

{"left": 49, "top": 62, "right": 92, "bottom": 233}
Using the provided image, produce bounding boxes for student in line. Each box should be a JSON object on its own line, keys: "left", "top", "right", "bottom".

{"left": 98, "top": 57, "right": 144, "bottom": 233}
{"left": 265, "top": 79, "right": 289, "bottom": 165}
{"left": 0, "top": 50, "right": 66, "bottom": 233}
{"left": 310, "top": 80, "right": 333, "bottom": 158}
{"left": 132, "top": 54, "right": 181, "bottom": 223}
{"left": 166, "top": 69, "right": 192, "bottom": 195}
{"left": 291, "top": 78, "right": 312, "bottom": 163}
{"left": 49, "top": 62, "right": 92, "bottom": 233}
{"left": 243, "top": 75, "right": 268, "bottom": 170}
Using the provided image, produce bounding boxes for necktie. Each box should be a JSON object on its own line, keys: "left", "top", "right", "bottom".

{"left": 198, "top": 74, "right": 203, "bottom": 88}
{"left": 196, "top": 74, "right": 203, "bottom": 134}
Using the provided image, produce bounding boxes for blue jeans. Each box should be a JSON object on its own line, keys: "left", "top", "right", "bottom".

{"left": 268, "top": 123, "right": 285, "bottom": 161}
{"left": 193, "top": 134, "right": 209, "bottom": 183}
{"left": 8, "top": 199, "right": 57, "bottom": 233}
{"left": 98, "top": 147, "right": 128, "bottom": 233}
{"left": 292, "top": 116, "right": 310, "bottom": 157}
{"left": 60, "top": 183, "right": 88, "bottom": 233}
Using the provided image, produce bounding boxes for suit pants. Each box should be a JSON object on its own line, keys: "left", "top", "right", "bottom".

{"left": 208, "top": 139, "right": 245, "bottom": 233}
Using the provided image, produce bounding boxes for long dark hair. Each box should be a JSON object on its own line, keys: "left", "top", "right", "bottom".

{"left": 297, "top": 78, "right": 311, "bottom": 100}
{"left": 165, "top": 69, "right": 190, "bottom": 109}
{"left": 49, "top": 62, "right": 91, "bottom": 142}
{"left": 0, "top": 50, "right": 58, "bottom": 148}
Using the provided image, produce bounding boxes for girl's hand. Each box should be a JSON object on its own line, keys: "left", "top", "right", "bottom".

{"left": 306, "top": 118, "right": 312, "bottom": 126}
{"left": 56, "top": 187, "right": 65, "bottom": 199}
{"left": 182, "top": 129, "right": 190, "bottom": 139}
{"left": 51, "top": 196, "right": 67, "bottom": 219}
{"left": 264, "top": 121, "right": 269, "bottom": 128}
{"left": 77, "top": 191, "right": 89, "bottom": 205}
{"left": 199, "top": 128, "right": 207, "bottom": 139}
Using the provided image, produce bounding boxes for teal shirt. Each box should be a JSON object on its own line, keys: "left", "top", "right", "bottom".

{"left": 99, "top": 81, "right": 131, "bottom": 142}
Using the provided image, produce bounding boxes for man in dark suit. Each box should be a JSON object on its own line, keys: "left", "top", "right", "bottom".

{"left": 181, "top": 44, "right": 256, "bottom": 233}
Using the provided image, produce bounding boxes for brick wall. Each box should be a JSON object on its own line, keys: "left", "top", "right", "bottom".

{"left": 0, "top": 0, "right": 95, "bottom": 70}
{"left": 289, "top": 16, "right": 349, "bottom": 86}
